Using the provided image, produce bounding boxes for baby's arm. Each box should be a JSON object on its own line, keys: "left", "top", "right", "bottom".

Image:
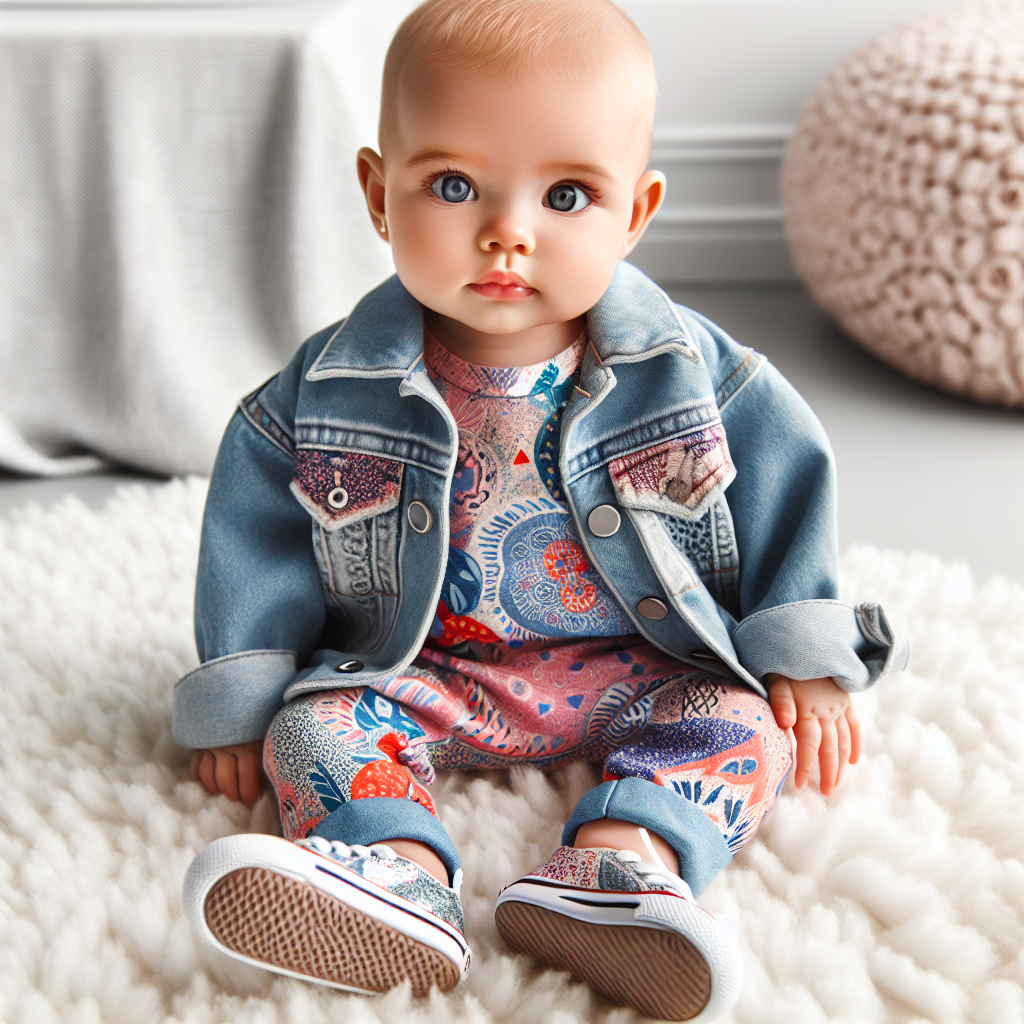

{"left": 766, "top": 675, "right": 862, "bottom": 796}
{"left": 173, "top": 328, "right": 340, "bottom": 794}
{"left": 190, "top": 741, "right": 264, "bottom": 808}
{"left": 678, "top": 309, "right": 906, "bottom": 796}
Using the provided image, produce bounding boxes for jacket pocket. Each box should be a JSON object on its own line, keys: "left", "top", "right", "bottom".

{"left": 291, "top": 448, "right": 403, "bottom": 651}
{"left": 608, "top": 423, "right": 735, "bottom": 522}
{"left": 290, "top": 448, "right": 404, "bottom": 530}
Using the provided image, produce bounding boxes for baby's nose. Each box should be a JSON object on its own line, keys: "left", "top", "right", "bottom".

{"left": 477, "top": 211, "right": 536, "bottom": 256}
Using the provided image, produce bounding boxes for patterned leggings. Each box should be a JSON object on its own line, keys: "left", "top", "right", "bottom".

{"left": 264, "top": 674, "right": 792, "bottom": 857}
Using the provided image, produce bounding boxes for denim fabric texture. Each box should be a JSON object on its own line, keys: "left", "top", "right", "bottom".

{"left": 173, "top": 650, "right": 297, "bottom": 749}
{"left": 310, "top": 799, "right": 462, "bottom": 885}
{"left": 172, "top": 261, "right": 908, "bottom": 751}
{"left": 561, "top": 778, "right": 732, "bottom": 895}
{"left": 732, "top": 599, "right": 910, "bottom": 692}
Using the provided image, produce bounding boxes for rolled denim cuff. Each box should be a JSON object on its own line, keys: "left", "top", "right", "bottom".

{"left": 311, "top": 798, "right": 461, "bottom": 885}
{"left": 562, "top": 778, "right": 732, "bottom": 895}
{"left": 732, "top": 599, "right": 909, "bottom": 693}
{"left": 172, "top": 649, "right": 297, "bottom": 749}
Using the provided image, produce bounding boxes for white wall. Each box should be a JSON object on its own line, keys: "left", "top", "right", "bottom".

{"left": 623, "top": 0, "right": 955, "bottom": 282}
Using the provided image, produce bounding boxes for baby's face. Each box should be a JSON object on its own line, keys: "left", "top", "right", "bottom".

{"left": 375, "top": 67, "right": 657, "bottom": 340}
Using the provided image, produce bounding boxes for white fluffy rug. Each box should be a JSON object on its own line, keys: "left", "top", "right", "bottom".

{"left": 1, "top": 479, "right": 1022, "bottom": 1024}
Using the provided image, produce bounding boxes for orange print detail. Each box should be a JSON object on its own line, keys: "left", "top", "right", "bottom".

{"left": 375, "top": 731, "right": 408, "bottom": 761}
{"left": 560, "top": 580, "right": 597, "bottom": 613}
{"left": 432, "top": 599, "right": 501, "bottom": 647}
{"left": 543, "top": 540, "right": 588, "bottom": 580}
{"left": 350, "top": 760, "right": 437, "bottom": 814}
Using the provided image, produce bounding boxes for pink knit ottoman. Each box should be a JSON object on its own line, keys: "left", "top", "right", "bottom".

{"left": 783, "top": 1, "right": 1024, "bottom": 407}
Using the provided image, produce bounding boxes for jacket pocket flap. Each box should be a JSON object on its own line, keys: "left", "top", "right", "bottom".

{"left": 608, "top": 424, "right": 735, "bottom": 522}
{"left": 291, "top": 449, "right": 404, "bottom": 530}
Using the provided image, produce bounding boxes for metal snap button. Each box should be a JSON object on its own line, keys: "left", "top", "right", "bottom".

{"left": 637, "top": 597, "right": 669, "bottom": 620}
{"left": 327, "top": 486, "right": 349, "bottom": 510}
{"left": 587, "top": 504, "right": 621, "bottom": 538}
{"left": 335, "top": 659, "right": 363, "bottom": 673}
{"left": 407, "top": 501, "right": 433, "bottom": 534}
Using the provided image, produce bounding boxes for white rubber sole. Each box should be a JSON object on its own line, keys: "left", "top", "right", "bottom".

{"left": 184, "top": 833, "right": 469, "bottom": 994}
{"left": 495, "top": 879, "right": 740, "bottom": 1022}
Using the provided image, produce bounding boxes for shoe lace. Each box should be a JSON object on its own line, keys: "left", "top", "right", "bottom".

{"left": 613, "top": 848, "right": 694, "bottom": 899}
{"left": 298, "top": 835, "right": 398, "bottom": 862}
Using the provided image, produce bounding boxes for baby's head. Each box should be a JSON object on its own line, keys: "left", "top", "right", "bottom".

{"left": 358, "top": 0, "right": 664, "bottom": 362}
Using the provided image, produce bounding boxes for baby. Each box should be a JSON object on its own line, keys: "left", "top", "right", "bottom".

{"left": 175, "top": 0, "right": 907, "bottom": 1019}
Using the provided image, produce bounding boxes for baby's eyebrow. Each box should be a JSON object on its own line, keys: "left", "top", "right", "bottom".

{"left": 404, "top": 150, "right": 616, "bottom": 183}
{"left": 540, "top": 161, "right": 616, "bottom": 182}
{"left": 405, "top": 149, "right": 487, "bottom": 169}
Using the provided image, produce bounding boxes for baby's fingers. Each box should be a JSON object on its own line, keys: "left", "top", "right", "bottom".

{"left": 196, "top": 750, "right": 218, "bottom": 796}
{"left": 236, "top": 748, "right": 264, "bottom": 808}
{"left": 213, "top": 749, "right": 241, "bottom": 802}
{"left": 818, "top": 718, "right": 840, "bottom": 796}
{"left": 792, "top": 715, "right": 822, "bottom": 790}
{"left": 835, "top": 713, "right": 852, "bottom": 788}
{"left": 768, "top": 677, "right": 797, "bottom": 730}
{"left": 847, "top": 705, "right": 863, "bottom": 765}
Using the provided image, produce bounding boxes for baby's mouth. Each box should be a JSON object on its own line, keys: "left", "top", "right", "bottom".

{"left": 468, "top": 271, "right": 536, "bottom": 302}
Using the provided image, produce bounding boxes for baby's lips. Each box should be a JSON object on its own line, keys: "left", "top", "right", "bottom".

{"left": 472, "top": 270, "right": 532, "bottom": 288}
{"left": 468, "top": 280, "right": 536, "bottom": 301}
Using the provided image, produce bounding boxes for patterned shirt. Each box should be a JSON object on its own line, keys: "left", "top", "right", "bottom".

{"left": 361, "top": 331, "right": 687, "bottom": 768}
{"left": 423, "top": 327, "right": 634, "bottom": 649}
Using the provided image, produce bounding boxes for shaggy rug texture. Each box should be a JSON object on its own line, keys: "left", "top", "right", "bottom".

{"left": 1, "top": 478, "right": 1022, "bottom": 1024}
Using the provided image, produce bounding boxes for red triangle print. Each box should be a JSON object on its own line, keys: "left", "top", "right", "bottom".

{"left": 513, "top": 449, "right": 531, "bottom": 466}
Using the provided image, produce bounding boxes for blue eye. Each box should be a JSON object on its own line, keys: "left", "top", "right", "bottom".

{"left": 431, "top": 174, "right": 476, "bottom": 203}
{"left": 546, "top": 183, "right": 591, "bottom": 213}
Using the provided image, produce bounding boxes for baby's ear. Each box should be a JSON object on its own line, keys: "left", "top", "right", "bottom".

{"left": 620, "top": 170, "right": 666, "bottom": 258}
{"left": 357, "top": 147, "right": 389, "bottom": 239}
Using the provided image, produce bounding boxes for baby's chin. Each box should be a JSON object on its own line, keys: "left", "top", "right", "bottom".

{"left": 423, "top": 290, "right": 583, "bottom": 336}
{"left": 448, "top": 288, "right": 593, "bottom": 331}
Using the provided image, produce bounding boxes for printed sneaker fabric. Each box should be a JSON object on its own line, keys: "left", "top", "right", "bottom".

{"left": 262, "top": 333, "right": 792, "bottom": 850}
{"left": 310, "top": 843, "right": 464, "bottom": 933}
{"left": 527, "top": 846, "right": 656, "bottom": 892}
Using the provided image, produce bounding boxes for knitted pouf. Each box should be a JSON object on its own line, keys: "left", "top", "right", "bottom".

{"left": 782, "top": 1, "right": 1024, "bottom": 407}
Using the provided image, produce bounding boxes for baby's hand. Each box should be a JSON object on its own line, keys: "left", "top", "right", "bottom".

{"left": 189, "top": 741, "right": 264, "bottom": 808}
{"left": 766, "top": 675, "right": 862, "bottom": 796}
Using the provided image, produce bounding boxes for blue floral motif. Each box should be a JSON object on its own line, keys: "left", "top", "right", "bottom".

{"left": 439, "top": 547, "right": 483, "bottom": 615}
{"left": 309, "top": 761, "right": 345, "bottom": 812}
{"left": 497, "top": 512, "right": 633, "bottom": 637}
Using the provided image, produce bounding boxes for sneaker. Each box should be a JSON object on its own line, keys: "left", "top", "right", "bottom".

{"left": 183, "top": 833, "right": 469, "bottom": 996}
{"left": 494, "top": 846, "right": 741, "bottom": 1021}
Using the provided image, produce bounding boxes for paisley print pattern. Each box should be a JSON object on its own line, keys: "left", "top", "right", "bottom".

{"left": 264, "top": 688, "right": 437, "bottom": 841}
{"left": 423, "top": 328, "right": 631, "bottom": 648}
{"left": 291, "top": 448, "right": 403, "bottom": 528}
{"left": 604, "top": 679, "right": 793, "bottom": 852}
{"left": 496, "top": 511, "right": 632, "bottom": 636}
{"left": 264, "top": 676, "right": 791, "bottom": 853}
{"left": 608, "top": 425, "right": 735, "bottom": 520}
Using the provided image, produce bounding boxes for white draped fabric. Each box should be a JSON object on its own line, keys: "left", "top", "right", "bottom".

{"left": 0, "top": 1, "right": 412, "bottom": 476}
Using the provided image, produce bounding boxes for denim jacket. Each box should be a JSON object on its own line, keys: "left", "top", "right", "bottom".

{"left": 172, "top": 262, "right": 908, "bottom": 751}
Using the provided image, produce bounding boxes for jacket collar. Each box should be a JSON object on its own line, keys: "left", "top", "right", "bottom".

{"left": 305, "top": 261, "right": 701, "bottom": 380}
{"left": 587, "top": 260, "right": 701, "bottom": 365}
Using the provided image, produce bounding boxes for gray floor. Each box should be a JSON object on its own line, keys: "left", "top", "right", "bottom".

{"left": 3, "top": 285, "right": 1022, "bottom": 585}
{"left": 668, "top": 286, "right": 1024, "bottom": 586}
